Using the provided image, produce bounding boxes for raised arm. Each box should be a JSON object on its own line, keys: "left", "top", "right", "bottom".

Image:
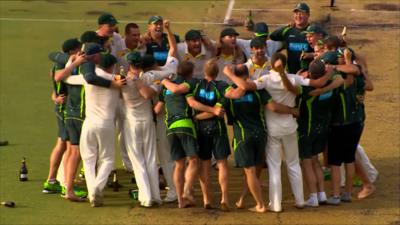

{"left": 309, "top": 75, "right": 344, "bottom": 96}
{"left": 164, "top": 20, "right": 177, "bottom": 58}
{"left": 200, "top": 30, "right": 217, "bottom": 57}
{"left": 223, "top": 65, "right": 257, "bottom": 91}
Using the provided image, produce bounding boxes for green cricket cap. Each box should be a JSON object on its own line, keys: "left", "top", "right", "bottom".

{"left": 62, "top": 38, "right": 81, "bottom": 53}
{"left": 148, "top": 15, "right": 163, "bottom": 24}
{"left": 254, "top": 22, "right": 269, "bottom": 37}
{"left": 320, "top": 51, "right": 338, "bottom": 65}
{"left": 126, "top": 51, "right": 142, "bottom": 67}
{"left": 98, "top": 13, "right": 118, "bottom": 26}
{"left": 293, "top": 2, "right": 310, "bottom": 14}
{"left": 99, "top": 53, "right": 117, "bottom": 69}
{"left": 85, "top": 43, "right": 104, "bottom": 56}
{"left": 185, "top": 29, "right": 202, "bottom": 41}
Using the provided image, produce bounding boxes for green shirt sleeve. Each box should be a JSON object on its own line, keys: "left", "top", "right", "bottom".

{"left": 80, "top": 61, "right": 111, "bottom": 88}
{"left": 258, "top": 89, "right": 272, "bottom": 105}
{"left": 184, "top": 79, "right": 199, "bottom": 98}
{"left": 48, "top": 51, "right": 69, "bottom": 65}
{"left": 269, "top": 26, "right": 290, "bottom": 41}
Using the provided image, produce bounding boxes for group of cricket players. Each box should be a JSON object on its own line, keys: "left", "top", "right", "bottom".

{"left": 43, "top": 2, "right": 379, "bottom": 213}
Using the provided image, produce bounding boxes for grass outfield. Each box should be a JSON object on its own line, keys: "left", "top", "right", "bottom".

{"left": 0, "top": 1, "right": 399, "bottom": 225}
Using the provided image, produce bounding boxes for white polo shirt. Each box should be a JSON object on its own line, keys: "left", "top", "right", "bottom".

{"left": 254, "top": 70, "right": 310, "bottom": 136}
{"left": 244, "top": 58, "right": 271, "bottom": 80}
{"left": 177, "top": 42, "right": 213, "bottom": 80}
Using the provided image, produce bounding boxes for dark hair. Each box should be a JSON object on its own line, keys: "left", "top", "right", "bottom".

{"left": 324, "top": 35, "right": 341, "bottom": 50}
{"left": 125, "top": 23, "right": 139, "bottom": 34}
{"left": 178, "top": 61, "right": 195, "bottom": 78}
{"left": 271, "top": 52, "right": 287, "bottom": 70}
{"left": 234, "top": 64, "right": 249, "bottom": 77}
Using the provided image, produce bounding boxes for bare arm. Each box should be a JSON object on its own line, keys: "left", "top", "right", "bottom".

{"left": 274, "top": 58, "right": 300, "bottom": 95}
{"left": 161, "top": 79, "right": 189, "bottom": 94}
{"left": 200, "top": 31, "right": 217, "bottom": 56}
{"left": 135, "top": 79, "right": 157, "bottom": 99}
{"left": 153, "top": 101, "right": 164, "bottom": 115}
{"left": 223, "top": 65, "right": 257, "bottom": 91}
{"left": 54, "top": 54, "right": 86, "bottom": 82}
{"left": 309, "top": 75, "right": 344, "bottom": 96}
{"left": 186, "top": 96, "right": 224, "bottom": 117}
{"left": 224, "top": 86, "right": 246, "bottom": 99}
{"left": 164, "top": 20, "right": 177, "bottom": 58}
{"left": 194, "top": 112, "right": 215, "bottom": 120}
{"left": 266, "top": 101, "right": 299, "bottom": 117}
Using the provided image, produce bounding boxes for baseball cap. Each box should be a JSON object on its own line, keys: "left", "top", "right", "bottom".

{"left": 141, "top": 54, "right": 156, "bottom": 69}
{"left": 62, "top": 38, "right": 81, "bottom": 53}
{"left": 98, "top": 13, "right": 118, "bottom": 26}
{"left": 126, "top": 51, "right": 142, "bottom": 67}
{"left": 303, "top": 23, "right": 327, "bottom": 36}
{"left": 185, "top": 29, "right": 202, "bottom": 41}
{"left": 220, "top": 27, "right": 239, "bottom": 38}
{"left": 99, "top": 53, "right": 117, "bottom": 69}
{"left": 84, "top": 43, "right": 104, "bottom": 55}
{"left": 254, "top": 22, "right": 269, "bottom": 37}
{"left": 308, "top": 59, "right": 326, "bottom": 78}
{"left": 148, "top": 15, "right": 163, "bottom": 24}
{"left": 250, "top": 37, "right": 266, "bottom": 48}
{"left": 293, "top": 2, "right": 310, "bottom": 14}
{"left": 320, "top": 51, "right": 338, "bottom": 65}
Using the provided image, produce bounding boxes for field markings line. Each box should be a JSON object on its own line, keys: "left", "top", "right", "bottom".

{"left": 0, "top": 17, "right": 225, "bottom": 25}
{"left": 223, "top": 0, "right": 235, "bottom": 24}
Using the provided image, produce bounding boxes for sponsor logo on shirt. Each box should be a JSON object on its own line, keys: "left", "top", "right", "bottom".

{"left": 235, "top": 93, "right": 254, "bottom": 103}
{"left": 154, "top": 51, "right": 168, "bottom": 61}
{"left": 288, "top": 42, "right": 309, "bottom": 52}
{"left": 319, "top": 91, "right": 333, "bottom": 101}
{"left": 165, "top": 90, "right": 173, "bottom": 95}
{"left": 199, "top": 89, "right": 215, "bottom": 101}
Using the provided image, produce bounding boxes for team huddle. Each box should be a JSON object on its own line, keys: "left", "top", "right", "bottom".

{"left": 43, "top": 2, "right": 378, "bottom": 213}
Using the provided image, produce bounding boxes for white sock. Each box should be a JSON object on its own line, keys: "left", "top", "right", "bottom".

{"left": 318, "top": 192, "right": 327, "bottom": 201}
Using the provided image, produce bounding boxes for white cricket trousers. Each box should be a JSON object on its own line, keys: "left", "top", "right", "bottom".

{"left": 267, "top": 132, "right": 304, "bottom": 211}
{"left": 80, "top": 121, "right": 116, "bottom": 201}
{"left": 124, "top": 118, "right": 161, "bottom": 204}
{"left": 156, "top": 113, "right": 176, "bottom": 197}
{"left": 116, "top": 100, "right": 133, "bottom": 172}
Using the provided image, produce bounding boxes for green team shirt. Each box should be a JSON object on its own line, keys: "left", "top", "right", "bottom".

{"left": 52, "top": 62, "right": 68, "bottom": 116}
{"left": 159, "top": 76, "right": 199, "bottom": 128}
{"left": 228, "top": 87, "right": 272, "bottom": 140}
{"left": 192, "top": 79, "right": 230, "bottom": 134}
{"left": 297, "top": 82, "right": 338, "bottom": 136}
{"left": 330, "top": 74, "right": 364, "bottom": 125}
{"left": 65, "top": 66, "right": 85, "bottom": 119}
{"left": 353, "top": 74, "right": 366, "bottom": 122}
{"left": 269, "top": 25, "right": 312, "bottom": 73}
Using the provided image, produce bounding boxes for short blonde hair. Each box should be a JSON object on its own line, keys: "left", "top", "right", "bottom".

{"left": 203, "top": 58, "right": 219, "bottom": 78}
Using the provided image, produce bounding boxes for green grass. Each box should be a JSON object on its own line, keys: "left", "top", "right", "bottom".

{"left": 0, "top": 1, "right": 227, "bottom": 224}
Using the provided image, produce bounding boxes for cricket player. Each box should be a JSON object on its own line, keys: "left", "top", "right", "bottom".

{"left": 269, "top": 2, "right": 312, "bottom": 74}
{"left": 243, "top": 37, "right": 272, "bottom": 80}
{"left": 177, "top": 29, "right": 216, "bottom": 79}
{"left": 223, "top": 64, "right": 300, "bottom": 213}
{"left": 236, "top": 22, "right": 283, "bottom": 61}
{"left": 155, "top": 61, "right": 200, "bottom": 208}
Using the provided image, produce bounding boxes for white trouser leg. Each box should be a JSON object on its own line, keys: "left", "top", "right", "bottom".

{"left": 156, "top": 113, "right": 176, "bottom": 197}
{"left": 281, "top": 132, "right": 304, "bottom": 206}
{"left": 356, "top": 144, "right": 378, "bottom": 182}
{"left": 79, "top": 122, "right": 99, "bottom": 201}
{"left": 143, "top": 120, "right": 161, "bottom": 202}
{"left": 125, "top": 119, "right": 152, "bottom": 203}
{"left": 116, "top": 102, "right": 133, "bottom": 172}
{"left": 94, "top": 125, "right": 116, "bottom": 196}
{"left": 266, "top": 135, "right": 283, "bottom": 211}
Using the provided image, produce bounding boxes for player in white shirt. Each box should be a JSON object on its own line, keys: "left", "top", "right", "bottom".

{"left": 236, "top": 22, "right": 283, "bottom": 61}
{"left": 225, "top": 52, "right": 335, "bottom": 212}
{"left": 177, "top": 29, "right": 215, "bottom": 79}
{"left": 214, "top": 28, "right": 246, "bottom": 84}
{"left": 121, "top": 51, "right": 164, "bottom": 207}
{"left": 65, "top": 46, "right": 124, "bottom": 207}
{"left": 243, "top": 38, "right": 272, "bottom": 80}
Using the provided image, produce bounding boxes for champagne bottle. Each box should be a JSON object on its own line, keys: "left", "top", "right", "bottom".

{"left": 112, "top": 171, "right": 119, "bottom": 192}
{"left": 245, "top": 10, "right": 255, "bottom": 31}
{"left": 19, "top": 157, "right": 28, "bottom": 182}
{"left": 119, "top": 66, "right": 126, "bottom": 79}
{"left": 1, "top": 201, "right": 15, "bottom": 208}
